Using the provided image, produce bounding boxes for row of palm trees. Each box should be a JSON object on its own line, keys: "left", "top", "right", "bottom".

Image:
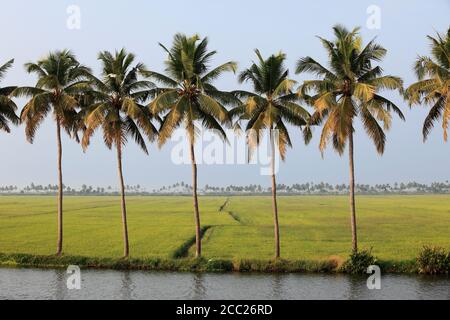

{"left": 0, "top": 25, "right": 448, "bottom": 259}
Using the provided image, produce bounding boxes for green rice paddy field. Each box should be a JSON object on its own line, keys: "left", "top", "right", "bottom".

{"left": 0, "top": 195, "right": 449, "bottom": 262}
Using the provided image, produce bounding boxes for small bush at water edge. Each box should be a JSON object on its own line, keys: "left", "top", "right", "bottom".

{"left": 342, "top": 249, "right": 377, "bottom": 274}
{"left": 417, "top": 246, "right": 449, "bottom": 275}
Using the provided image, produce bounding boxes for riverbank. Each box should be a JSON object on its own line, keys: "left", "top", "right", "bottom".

{"left": 0, "top": 252, "right": 419, "bottom": 274}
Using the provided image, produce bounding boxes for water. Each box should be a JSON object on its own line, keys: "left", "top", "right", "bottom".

{"left": 0, "top": 268, "right": 449, "bottom": 300}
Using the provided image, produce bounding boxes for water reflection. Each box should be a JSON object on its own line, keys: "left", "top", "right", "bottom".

{"left": 191, "top": 273, "right": 207, "bottom": 300}
{"left": 347, "top": 275, "right": 365, "bottom": 300}
{"left": 0, "top": 268, "right": 448, "bottom": 300}
{"left": 54, "top": 269, "right": 67, "bottom": 300}
{"left": 120, "top": 271, "right": 134, "bottom": 300}
{"left": 270, "top": 274, "right": 283, "bottom": 299}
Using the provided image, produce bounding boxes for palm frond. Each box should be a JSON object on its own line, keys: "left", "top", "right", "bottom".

{"left": 0, "top": 59, "right": 14, "bottom": 80}
{"left": 422, "top": 96, "right": 445, "bottom": 141}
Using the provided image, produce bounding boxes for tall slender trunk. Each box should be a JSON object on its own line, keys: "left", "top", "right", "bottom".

{"left": 348, "top": 130, "right": 358, "bottom": 252}
{"left": 56, "top": 120, "right": 63, "bottom": 256}
{"left": 190, "top": 142, "right": 201, "bottom": 258}
{"left": 270, "top": 129, "right": 280, "bottom": 259}
{"left": 116, "top": 143, "right": 129, "bottom": 258}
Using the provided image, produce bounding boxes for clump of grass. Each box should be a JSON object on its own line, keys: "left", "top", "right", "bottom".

{"left": 232, "top": 258, "right": 338, "bottom": 273}
{"left": 417, "top": 245, "right": 449, "bottom": 274}
{"left": 205, "top": 259, "right": 233, "bottom": 272}
{"left": 341, "top": 249, "right": 377, "bottom": 274}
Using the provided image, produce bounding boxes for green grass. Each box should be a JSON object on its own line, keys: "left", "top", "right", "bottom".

{"left": 0, "top": 195, "right": 449, "bottom": 265}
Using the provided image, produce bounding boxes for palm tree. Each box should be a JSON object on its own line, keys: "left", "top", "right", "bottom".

{"left": 81, "top": 49, "right": 158, "bottom": 258}
{"left": 230, "top": 50, "right": 310, "bottom": 259}
{"left": 296, "top": 25, "right": 404, "bottom": 252}
{"left": 14, "top": 50, "right": 91, "bottom": 256}
{"left": 0, "top": 59, "right": 20, "bottom": 133}
{"left": 405, "top": 27, "right": 449, "bottom": 141}
{"left": 146, "top": 34, "right": 237, "bottom": 258}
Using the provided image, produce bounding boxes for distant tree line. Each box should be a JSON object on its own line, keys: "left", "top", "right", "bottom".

{"left": 0, "top": 183, "right": 143, "bottom": 195}
{"left": 2, "top": 180, "right": 448, "bottom": 195}
{"left": 154, "top": 181, "right": 450, "bottom": 195}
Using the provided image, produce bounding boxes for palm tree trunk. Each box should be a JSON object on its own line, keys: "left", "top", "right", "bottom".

{"left": 56, "top": 120, "right": 63, "bottom": 256}
{"left": 190, "top": 141, "right": 201, "bottom": 258}
{"left": 348, "top": 130, "right": 358, "bottom": 252}
{"left": 270, "top": 130, "right": 280, "bottom": 259}
{"left": 116, "top": 142, "right": 129, "bottom": 258}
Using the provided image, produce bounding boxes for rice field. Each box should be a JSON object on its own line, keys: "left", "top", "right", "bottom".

{"left": 0, "top": 195, "right": 449, "bottom": 261}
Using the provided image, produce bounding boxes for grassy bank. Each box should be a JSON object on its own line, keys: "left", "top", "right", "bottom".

{"left": 0, "top": 195, "right": 449, "bottom": 270}
{"left": 0, "top": 252, "right": 419, "bottom": 273}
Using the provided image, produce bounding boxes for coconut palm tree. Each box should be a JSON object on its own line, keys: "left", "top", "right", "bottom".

{"left": 81, "top": 49, "right": 158, "bottom": 258}
{"left": 296, "top": 25, "right": 404, "bottom": 252}
{"left": 146, "top": 34, "right": 237, "bottom": 258}
{"left": 405, "top": 27, "right": 449, "bottom": 141}
{"left": 230, "top": 50, "right": 310, "bottom": 259}
{"left": 0, "top": 59, "right": 19, "bottom": 133}
{"left": 14, "top": 50, "right": 91, "bottom": 256}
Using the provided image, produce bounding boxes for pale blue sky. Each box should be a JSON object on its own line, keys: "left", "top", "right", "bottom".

{"left": 0, "top": 0, "right": 449, "bottom": 188}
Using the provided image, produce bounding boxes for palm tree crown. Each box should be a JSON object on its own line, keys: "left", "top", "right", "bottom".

{"left": 0, "top": 59, "right": 19, "bottom": 133}
{"left": 82, "top": 49, "right": 158, "bottom": 152}
{"left": 405, "top": 27, "right": 449, "bottom": 141}
{"left": 231, "top": 49, "right": 310, "bottom": 159}
{"left": 297, "top": 25, "right": 404, "bottom": 155}
{"left": 147, "top": 33, "right": 238, "bottom": 145}
{"left": 16, "top": 50, "right": 91, "bottom": 142}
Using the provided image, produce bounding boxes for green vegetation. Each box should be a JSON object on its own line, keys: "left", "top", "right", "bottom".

{"left": 417, "top": 246, "right": 450, "bottom": 274}
{"left": 341, "top": 249, "right": 377, "bottom": 274}
{"left": 0, "top": 252, "right": 340, "bottom": 273}
{"left": 0, "top": 195, "right": 448, "bottom": 273}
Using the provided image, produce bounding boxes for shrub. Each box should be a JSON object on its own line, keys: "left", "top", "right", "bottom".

{"left": 417, "top": 246, "right": 449, "bottom": 274}
{"left": 342, "top": 249, "right": 377, "bottom": 274}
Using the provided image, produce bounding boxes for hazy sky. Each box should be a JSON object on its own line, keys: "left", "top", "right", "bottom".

{"left": 0, "top": 0, "right": 449, "bottom": 189}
